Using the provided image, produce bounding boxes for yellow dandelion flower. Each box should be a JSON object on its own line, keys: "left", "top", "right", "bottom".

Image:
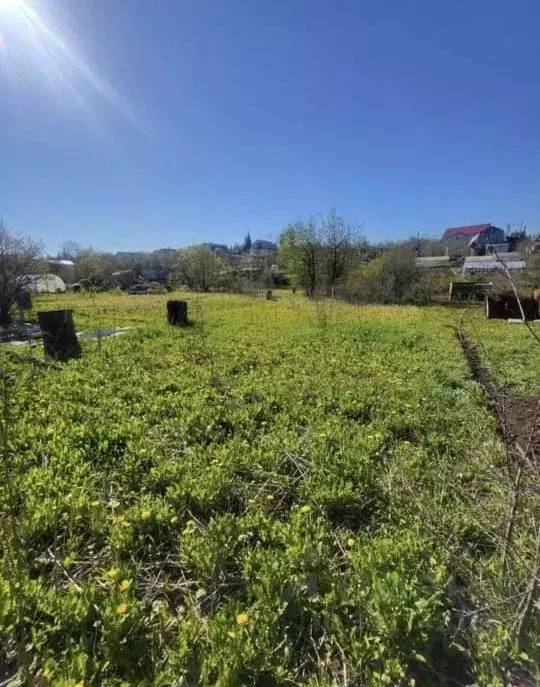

{"left": 91, "top": 500, "right": 100, "bottom": 507}
{"left": 42, "top": 667, "right": 52, "bottom": 679}
{"left": 141, "top": 510, "right": 151, "bottom": 520}
{"left": 346, "top": 537, "right": 356, "bottom": 548}
{"left": 227, "top": 631, "right": 236, "bottom": 639}
{"left": 182, "top": 520, "right": 196, "bottom": 535}
{"left": 106, "top": 567, "right": 120, "bottom": 580}
{"left": 236, "top": 612, "right": 249, "bottom": 626}
{"left": 119, "top": 579, "right": 132, "bottom": 591}
{"left": 300, "top": 505, "right": 311, "bottom": 514}
{"left": 266, "top": 494, "right": 274, "bottom": 501}
{"left": 116, "top": 603, "right": 128, "bottom": 615}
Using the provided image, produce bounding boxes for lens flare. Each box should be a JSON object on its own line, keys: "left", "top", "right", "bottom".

{"left": 0, "top": 0, "right": 149, "bottom": 136}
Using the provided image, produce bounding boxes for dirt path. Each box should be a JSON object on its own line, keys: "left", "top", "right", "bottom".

{"left": 457, "top": 331, "right": 539, "bottom": 468}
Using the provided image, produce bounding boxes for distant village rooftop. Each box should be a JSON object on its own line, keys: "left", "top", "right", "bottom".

{"left": 443, "top": 223, "right": 495, "bottom": 239}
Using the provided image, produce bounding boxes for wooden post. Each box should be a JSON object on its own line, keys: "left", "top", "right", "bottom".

{"left": 167, "top": 300, "right": 188, "bottom": 326}
{"left": 266, "top": 290, "right": 273, "bottom": 300}
{"left": 38, "top": 310, "right": 81, "bottom": 361}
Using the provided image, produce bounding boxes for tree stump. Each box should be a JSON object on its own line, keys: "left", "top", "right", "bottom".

{"left": 167, "top": 300, "right": 188, "bottom": 326}
{"left": 266, "top": 290, "right": 273, "bottom": 300}
{"left": 38, "top": 310, "right": 81, "bottom": 361}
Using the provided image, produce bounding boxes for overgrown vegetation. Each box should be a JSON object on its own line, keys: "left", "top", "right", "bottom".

{"left": 0, "top": 292, "right": 537, "bottom": 685}
{"left": 0, "top": 221, "right": 43, "bottom": 324}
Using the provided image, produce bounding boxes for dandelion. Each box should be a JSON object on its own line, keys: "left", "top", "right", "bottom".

{"left": 266, "top": 494, "right": 274, "bottom": 501}
{"left": 227, "top": 631, "right": 236, "bottom": 639}
{"left": 116, "top": 602, "right": 128, "bottom": 615}
{"left": 182, "top": 519, "right": 196, "bottom": 534}
{"left": 91, "top": 500, "right": 100, "bottom": 507}
{"left": 119, "top": 579, "right": 132, "bottom": 591}
{"left": 236, "top": 612, "right": 249, "bottom": 626}
{"left": 300, "top": 505, "right": 311, "bottom": 514}
{"left": 141, "top": 510, "right": 151, "bottom": 520}
{"left": 106, "top": 567, "right": 120, "bottom": 580}
{"left": 346, "top": 537, "right": 356, "bottom": 548}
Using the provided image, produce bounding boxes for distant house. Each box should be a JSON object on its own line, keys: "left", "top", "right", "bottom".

{"left": 140, "top": 266, "right": 170, "bottom": 282}
{"left": 20, "top": 274, "right": 66, "bottom": 293}
{"left": 443, "top": 223, "right": 505, "bottom": 257}
{"left": 250, "top": 239, "right": 278, "bottom": 256}
{"left": 204, "top": 243, "right": 229, "bottom": 254}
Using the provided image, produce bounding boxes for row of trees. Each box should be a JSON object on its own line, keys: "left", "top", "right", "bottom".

{"left": 2, "top": 213, "right": 538, "bottom": 325}
{"left": 278, "top": 210, "right": 431, "bottom": 302}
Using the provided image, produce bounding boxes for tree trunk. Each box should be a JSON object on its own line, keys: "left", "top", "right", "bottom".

{"left": 167, "top": 300, "right": 188, "bottom": 326}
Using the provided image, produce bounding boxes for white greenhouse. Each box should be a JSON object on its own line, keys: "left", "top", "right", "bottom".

{"left": 20, "top": 274, "right": 67, "bottom": 294}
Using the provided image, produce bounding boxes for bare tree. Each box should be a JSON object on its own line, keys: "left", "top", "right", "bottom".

{"left": 322, "top": 209, "right": 361, "bottom": 297}
{"left": 0, "top": 221, "right": 43, "bottom": 324}
{"left": 57, "top": 240, "right": 81, "bottom": 261}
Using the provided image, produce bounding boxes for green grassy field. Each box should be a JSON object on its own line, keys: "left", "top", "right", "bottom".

{"left": 460, "top": 307, "right": 540, "bottom": 396}
{"left": 0, "top": 292, "right": 537, "bottom": 685}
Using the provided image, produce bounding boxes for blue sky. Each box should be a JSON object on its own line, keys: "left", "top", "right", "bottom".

{"left": 1, "top": 0, "right": 539, "bottom": 254}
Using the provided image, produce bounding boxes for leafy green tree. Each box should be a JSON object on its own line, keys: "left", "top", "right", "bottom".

{"left": 174, "top": 245, "right": 228, "bottom": 292}
{"left": 77, "top": 248, "right": 116, "bottom": 287}
{"left": 346, "top": 245, "right": 419, "bottom": 303}
{"left": 278, "top": 218, "right": 323, "bottom": 296}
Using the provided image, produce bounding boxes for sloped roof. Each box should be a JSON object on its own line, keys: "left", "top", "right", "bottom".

{"left": 252, "top": 239, "right": 278, "bottom": 251}
{"left": 464, "top": 253, "right": 522, "bottom": 264}
{"left": 443, "top": 223, "right": 493, "bottom": 239}
{"left": 462, "top": 260, "right": 525, "bottom": 272}
{"left": 415, "top": 256, "right": 451, "bottom": 268}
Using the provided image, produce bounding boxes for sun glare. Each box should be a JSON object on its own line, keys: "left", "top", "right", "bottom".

{"left": 0, "top": 0, "right": 24, "bottom": 9}
{"left": 0, "top": 0, "right": 149, "bottom": 136}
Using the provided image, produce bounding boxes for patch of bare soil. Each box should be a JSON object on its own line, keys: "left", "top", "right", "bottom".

{"left": 457, "top": 332, "right": 539, "bottom": 467}
{"left": 501, "top": 396, "right": 540, "bottom": 465}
